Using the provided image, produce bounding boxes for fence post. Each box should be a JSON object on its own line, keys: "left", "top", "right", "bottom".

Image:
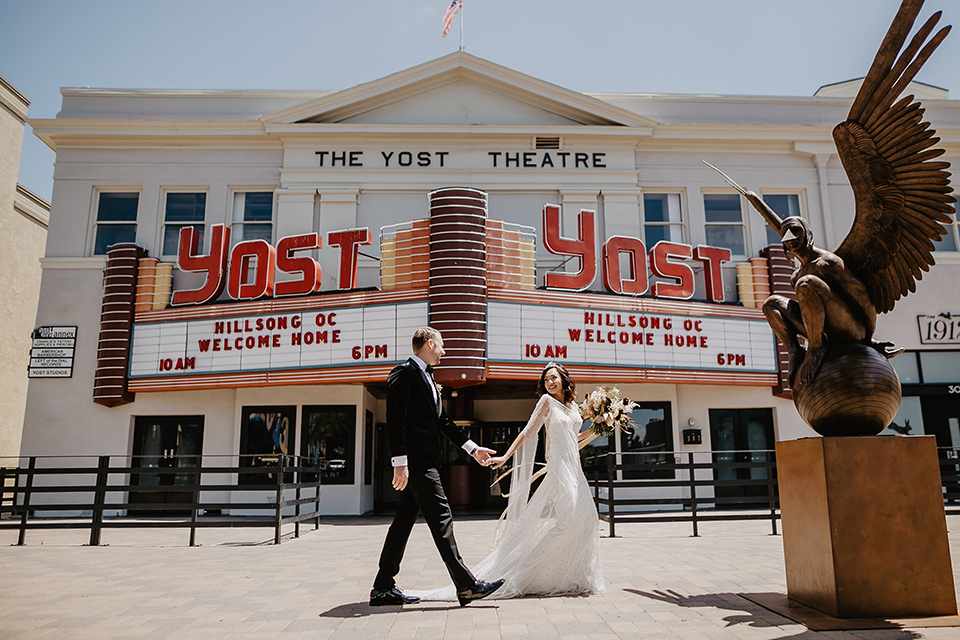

{"left": 294, "top": 457, "right": 302, "bottom": 539}
{"left": 274, "top": 455, "right": 285, "bottom": 545}
{"left": 767, "top": 450, "right": 778, "bottom": 536}
{"left": 314, "top": 459, "right": 321, "bottom": 529}
{"left": 606, "top": 451, "right": 616, "bottom": 538}
{"left": 89, "top": 455, "right": 110, "bottom": 546}
{"left": 189, "top": 457, "right": 202, "bottom": 547}
{"left": 688, "top": 452, "right": 699, "bottom": 538}
{"left": 17, "top": 457, "right": 36, "bottom": 546}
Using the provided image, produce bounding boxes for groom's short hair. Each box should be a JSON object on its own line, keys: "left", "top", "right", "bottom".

{"left": 412, "top": 326, "right": 441, "bottom": 352}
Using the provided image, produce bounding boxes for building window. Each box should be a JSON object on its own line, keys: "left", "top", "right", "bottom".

{"left": 703, "top": 194, "right": 746, "bottom": 255}
{"left": 918, "top": 351, "right": 960, "bottom": 384}
{"left": 579, "top": 401, "right": 674, "bottom": 480}
{"left": 761, "top": 193, "right": 801, "bottom": 246}
{"left": 301, "top": 405, "right": 356, "bottom": 485}
{"left": 232, "top": 191, "right": 274, "bottom": 243}
{"left": 934, "top": 217, "right": 958, "bottom": 252}
{"left": 239, "top": 405, "right": 296, "bottom": 485}
{"left": 93, "top": 192, "right": 139, "bottom": 254}
{"left": 642, "top": 193, "right": 684, "bottom": 246}
{"left": 891, "top": 352, "right": 921, "bottom": 384}
{"left": 621, "top": 401, "right": 674, "bottom": 479}
{"left": 881, "top": 397, "right": 925, "bottom": 436}
{"left": 162, "top": 192, "right": 206, "bottom": 256}
{"left": 895, "top": 350, "right": 960, "bottom": 384}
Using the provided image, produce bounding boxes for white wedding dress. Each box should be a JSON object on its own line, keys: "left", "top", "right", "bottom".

{"left": 415, "top": 394, "right": 604, "bottom": 600}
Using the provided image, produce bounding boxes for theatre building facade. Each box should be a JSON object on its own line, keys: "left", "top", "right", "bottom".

{"left": 23, "top": 52, "right": 960, "bottom": 515}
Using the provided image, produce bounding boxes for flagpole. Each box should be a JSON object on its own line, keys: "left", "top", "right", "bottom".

{"left": 459, "top": 1, "right": 464, "bottom": 51}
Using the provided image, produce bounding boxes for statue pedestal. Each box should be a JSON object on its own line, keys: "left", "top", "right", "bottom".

{"left": 777, "top": 436, "right": 957, "bottom": 618}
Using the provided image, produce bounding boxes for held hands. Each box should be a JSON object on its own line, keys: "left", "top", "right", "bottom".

{"left": 487, "top": 456, "right": 508, "bottom": 470}
{"left": 394, "top": 447, "right": 496, "bottom": 492}
{"left": 471, "top": 447, "right": 496, "bottom": 466}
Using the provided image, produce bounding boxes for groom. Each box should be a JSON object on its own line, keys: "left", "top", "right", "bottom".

{"left": 370, "top": 326, "right": 504, "bottom": 607}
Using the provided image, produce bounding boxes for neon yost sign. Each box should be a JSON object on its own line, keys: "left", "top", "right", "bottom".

{"left": 541, "top": 205, "right": 731, "bottom": 302}
{"left": 171, "top": 225, "right": 372, "bottom": 305}
{"left": 170, "top": 205, "right": 733, "bottom": 305}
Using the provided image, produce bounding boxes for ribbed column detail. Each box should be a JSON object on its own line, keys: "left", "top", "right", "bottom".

{"left": 428, "top": 187, "right": 488, "bottom": 388}
{"left": 93, "top": 243, "right": 147, "bottom": 407}
{"left": 760, "top": 244, "right": 797, "bottom": 399}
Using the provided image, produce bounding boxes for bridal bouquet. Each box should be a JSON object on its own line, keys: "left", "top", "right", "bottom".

{"left": 579, "top": 386, "right": 638, "bottom": 437}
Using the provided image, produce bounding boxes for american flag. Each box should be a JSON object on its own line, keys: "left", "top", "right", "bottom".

{"left": 442, "top": 0, "right": 462, "bottom": 39}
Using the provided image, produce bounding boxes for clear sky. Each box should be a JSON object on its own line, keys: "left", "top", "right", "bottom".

{"left": 4, "top": 0, "right": 958, "bottom": 202}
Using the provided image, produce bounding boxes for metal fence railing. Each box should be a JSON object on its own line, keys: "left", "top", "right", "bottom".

{"left": 584, "top": 447, "right": 960, "bottom": 538}
{"left": 4, "top": 447, "right": 958, "bottom": 544}
{"left": 0, "top": 454, "right": 320, "bottom": 546}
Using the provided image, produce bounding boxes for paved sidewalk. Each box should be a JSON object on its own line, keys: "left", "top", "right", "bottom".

{"left": 2, "top": 515, "right": 959, "bottom": 639}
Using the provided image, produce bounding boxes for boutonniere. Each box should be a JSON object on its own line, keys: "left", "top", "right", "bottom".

{"left": 435, "top": 383, "right": 443, "bottom": 395}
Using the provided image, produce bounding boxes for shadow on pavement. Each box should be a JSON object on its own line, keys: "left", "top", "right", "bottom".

{"left": 625, "top": 589, "right": 924, "bottom": 639}
{"left": 319, "top": 601, "right": 499, "bottom": 618}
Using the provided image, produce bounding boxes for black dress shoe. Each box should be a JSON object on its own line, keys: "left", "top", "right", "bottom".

{"left": 457, "top": 579, "right": 505, "bottom": 607}
{"left": 369, "top": 586, "right": 420, "bottom": 606}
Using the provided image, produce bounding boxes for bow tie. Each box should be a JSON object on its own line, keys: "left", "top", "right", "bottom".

{"left": 425, "top": 365, "right": 434, "bottom": 374}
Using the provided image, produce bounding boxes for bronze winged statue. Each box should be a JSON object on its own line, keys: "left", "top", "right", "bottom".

{"left": 708, "top": 0, "right": 955, "bottom": 435}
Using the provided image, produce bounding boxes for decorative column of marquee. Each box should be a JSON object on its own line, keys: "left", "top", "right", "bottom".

{"left": 760, "top": 244, "right": 797, "bottom": 398}
{"left": 93, "top": 243, "right": 147, "bottom": 407}
{"left": 428, "top": 187, "right": 487, "bottom": 388}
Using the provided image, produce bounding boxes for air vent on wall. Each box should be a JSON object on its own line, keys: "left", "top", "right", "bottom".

{"left": 534, "top": 136, "right": 562, "bottom": 150}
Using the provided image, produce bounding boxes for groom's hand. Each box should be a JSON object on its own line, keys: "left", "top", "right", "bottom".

{"left": 472, "top": 447, "right": 496, "bottom": 466}
{"left": 392, "top": 466, "right": 408, "bottom": 491}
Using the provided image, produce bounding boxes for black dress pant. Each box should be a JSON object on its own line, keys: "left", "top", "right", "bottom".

{"left": 374, "top": 466, "right": 476, "bottom": 592}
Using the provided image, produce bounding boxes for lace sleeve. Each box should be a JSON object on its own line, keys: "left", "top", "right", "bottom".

{"left": 496, "top": 395, "right": 552, "bottom": 542}
{"left": 519, "top": 395, "right": 551, "bottom": 441}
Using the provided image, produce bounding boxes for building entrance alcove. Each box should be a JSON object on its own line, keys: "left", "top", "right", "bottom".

{"left": 130, "top": 416, "right": 204, "bottom": 515}
{"left": 708, "top": 408, "right": 775, "bottom": 504}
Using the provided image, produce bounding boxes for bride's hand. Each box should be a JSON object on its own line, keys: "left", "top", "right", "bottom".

{"left": 489, "top": 456, "right": 507, "bottom": 469}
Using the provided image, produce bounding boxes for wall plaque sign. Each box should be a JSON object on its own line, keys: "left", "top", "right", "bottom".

{"left": 28, "top": 326, "right": 77, "bottom": 378}
{"left": 917, "top": 313, "right": 960, "bottom": 345}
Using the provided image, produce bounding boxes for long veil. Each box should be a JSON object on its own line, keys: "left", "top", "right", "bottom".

{"left": 494, "top": 397, "right": 544, "bottom": 546}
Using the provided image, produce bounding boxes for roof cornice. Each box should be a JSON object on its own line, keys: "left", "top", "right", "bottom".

{"left": 1, "top": 75, "right": 30, "bottom": 122}
{"left": 27, "top": 118, "right": 270, "bottom": 149}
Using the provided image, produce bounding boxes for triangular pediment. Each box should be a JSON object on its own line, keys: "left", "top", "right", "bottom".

{"left": 263, "top": 52, "right": 657, "bottom": 128}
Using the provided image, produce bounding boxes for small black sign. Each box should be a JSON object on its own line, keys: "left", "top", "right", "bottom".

{"left": 28, "top": 326, "right": 77, "bottom": 378}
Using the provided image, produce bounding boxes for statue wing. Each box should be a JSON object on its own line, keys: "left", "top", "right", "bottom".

{"left": 833, "top": 0, "right": 955, "bottom": 314}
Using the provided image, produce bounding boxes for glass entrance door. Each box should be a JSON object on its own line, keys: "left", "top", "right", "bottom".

{"left": 708, "top": 408, "right": 775, "bottom": 503}
{"left": 130, "top": 416, "right": 204, "bottom": 515}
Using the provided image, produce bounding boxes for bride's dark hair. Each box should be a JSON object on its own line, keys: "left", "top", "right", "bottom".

{"left": 536, "top": 362, "right": 576, "bottom": 404}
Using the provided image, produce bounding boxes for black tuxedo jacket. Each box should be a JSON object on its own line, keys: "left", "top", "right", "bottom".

{"left": 386, "top": 358, "right": 469, "bottom": 468}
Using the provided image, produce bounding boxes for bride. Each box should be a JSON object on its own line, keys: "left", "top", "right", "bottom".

{"left": 415, "top": 362, "right": 604, "bottom": 600}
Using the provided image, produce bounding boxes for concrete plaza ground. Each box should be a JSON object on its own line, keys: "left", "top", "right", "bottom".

{"left": 2, "top": 514, "right": 959, "bottom": 640}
